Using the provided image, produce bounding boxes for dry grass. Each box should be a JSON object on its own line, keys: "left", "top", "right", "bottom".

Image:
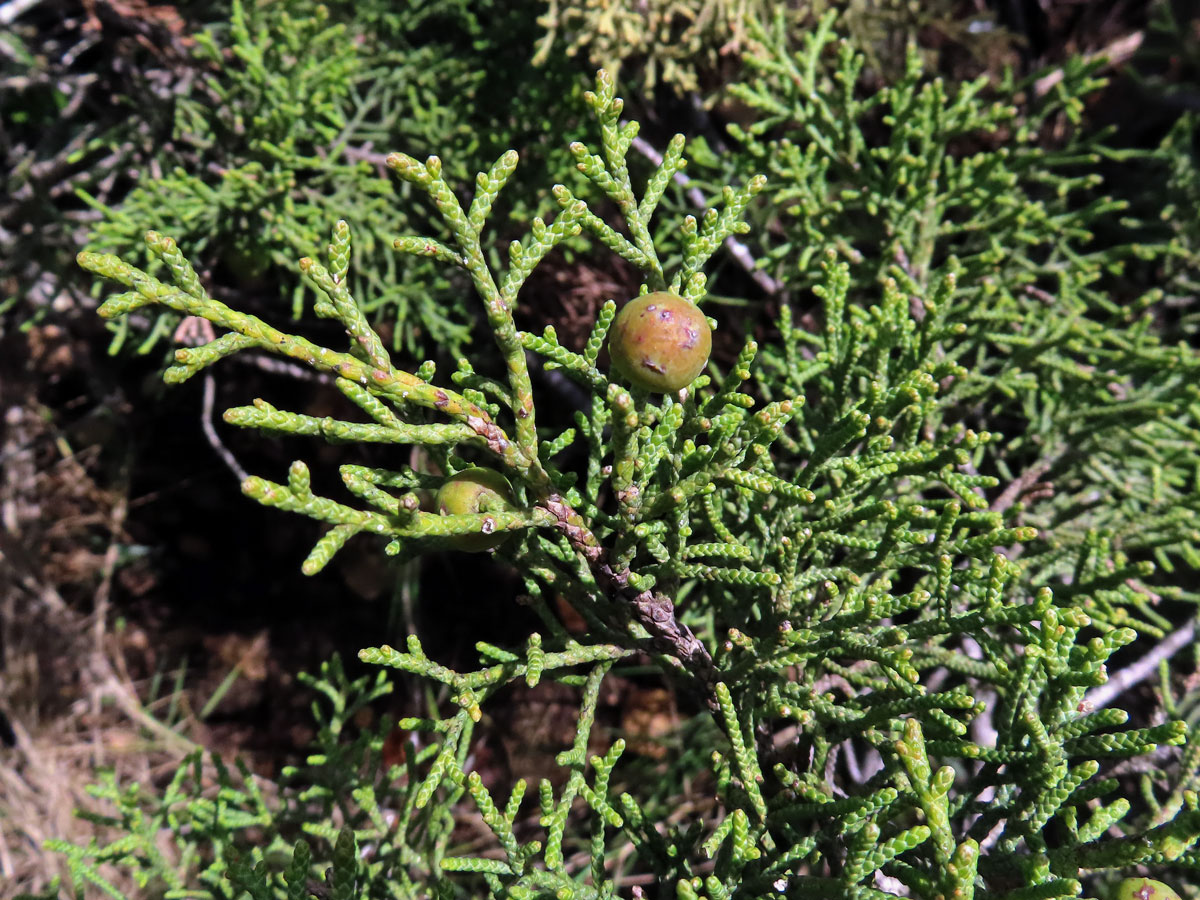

{"left": 0, "top": 559, "right": 200, "bottom": 896}
{"left": 0, "top": 371, "right": 196, "bottom": 897}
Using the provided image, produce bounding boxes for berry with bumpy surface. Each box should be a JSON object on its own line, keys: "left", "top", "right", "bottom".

{"left": 436, "top": 467, "right": 517, "bottom": 552}
{"left": 608, "top": 292, "right": 712, "bottom": 393}
{"left": 1115, "top": 879, "right": 1183, "bottom": 900}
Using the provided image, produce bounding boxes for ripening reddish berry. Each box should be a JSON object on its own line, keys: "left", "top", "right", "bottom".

{"left": 1115, "top": 879, "right": 1183, "bottom": 900}
{"left": 608, "top": 292, "right": 712, "bottom": 393}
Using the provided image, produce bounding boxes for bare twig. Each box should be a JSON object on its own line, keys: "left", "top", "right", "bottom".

{"left": 342, "top": 143, "right": 393, "bottom": 174}
{"left": 1085, "top": 619, "right": 1197, "bottom": 711}
{"left": 231, "top": 351, "right": 334, "bottom": 383}
{"left": 201, "top": 373, "right": 249, "bottom": 484}
{"left": 991, "top": 448, "right": 1062, "bottom": 514}
{"left": 629, "top": 133, "right": 781, "bottom": 296}
{"left": 0, "top": 0, "right": 42, "bottom": 26}
{"left": 1035, "top": 30, "right": 1144, "bottom": 97}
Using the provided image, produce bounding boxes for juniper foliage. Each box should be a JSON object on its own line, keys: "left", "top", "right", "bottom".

{"left": 0, "top": 0, "right": 187, "bottom": 329}
{"left": 531, "top": 0, "right": 980, "bottom": 98}
{"left": 533, "top": 0, "right": 773, "bottom": 95}
{"left": 51, "top": 19, "right": 1200, "bottom": 900}
{"left": 691, "top": 11, "right": 1200, "bottom": 607}
{"left": 80, "top": 0, "right": 587, "bottom": 358}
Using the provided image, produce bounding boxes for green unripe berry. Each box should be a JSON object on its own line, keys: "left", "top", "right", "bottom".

{"left": 436, "top": 467, "right": 516, "bottom": 552}
{"left": 1115, "top": 879, "right": 1183, "bottom": 900}
{"left": 608, "top": 292, "right": 712, "bottom": 393}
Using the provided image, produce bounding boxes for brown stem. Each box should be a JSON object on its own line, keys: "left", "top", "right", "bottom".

{"left": 542, "top": 495, "right": 716, "bottom": 707}
{"left": 990, "top": 448, "right": 1062, "bottom": 515}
